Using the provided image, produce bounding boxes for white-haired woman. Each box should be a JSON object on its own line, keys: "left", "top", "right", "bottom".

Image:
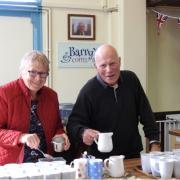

{"left": 0, "top": 51, "right": 70, "bottom": 165}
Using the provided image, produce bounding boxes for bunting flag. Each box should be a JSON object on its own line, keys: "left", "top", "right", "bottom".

{"left": 152, "top": 9, "right": 180, "bottom": 34}
{"left": 156, "top": 12, "right": 168, "bottom": 35}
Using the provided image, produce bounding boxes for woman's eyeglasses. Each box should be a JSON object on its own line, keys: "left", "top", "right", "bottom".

{"left": 28, "top": 70, "right": 49, "bottom": 78}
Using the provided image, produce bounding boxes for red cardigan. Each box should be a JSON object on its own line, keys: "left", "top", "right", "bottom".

{"left": 0, "top": 78, "right": 64, "bottom": 165}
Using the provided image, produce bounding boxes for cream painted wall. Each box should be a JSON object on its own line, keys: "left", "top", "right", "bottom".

{"left": 147, "top": 8, "right": 180, "bottom": 112}
{"left": 0, "top": 0, "right": 148, "bottom": 150}
{"left": 42, "top": 0, "right": 147, "bottom": 103}
{"left": 42, "top": 0, "right": 118, "bottom": 103}
{"left": 119, "top": 0, "right": 147, "bottom": 90}
{"left": 0, "top": 16, "right": 33, "bottom": 85}
{"left": 41, "top": 0, "right": 147, "bottom": 149}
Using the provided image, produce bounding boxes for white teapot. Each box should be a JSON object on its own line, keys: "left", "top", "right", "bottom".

{"left": 94, "top": 132, "right": 113, "bottom": 152}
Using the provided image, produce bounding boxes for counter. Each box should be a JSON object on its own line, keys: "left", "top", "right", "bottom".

{"left": 169, "top": 129, "right": 180, "bottom": 136}
{"left": 121, "top": 158, "right": 156, "bottom": 179}
{"left": 169, "top": 129, "right": 180, "bottom": 149}
{"left": 104, "top": 158, "right": 157, "bottom": 179}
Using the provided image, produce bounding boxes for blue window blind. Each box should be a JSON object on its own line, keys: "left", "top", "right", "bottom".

{"left": 0, "top": 0, "right": 42, "bottom": 50}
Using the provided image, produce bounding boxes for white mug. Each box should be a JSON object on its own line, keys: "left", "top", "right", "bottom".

{"left": 173, "top": 156, "right": 180, "bottom": 178}
{"left": 60, "top": 165, "right": 76, "bottom": 179}
{"left": 158, "top": 158, "right": 174, "bottom": 179}
{"left": 149, "top": 151, "right": 164, "bottom": 177}
{"left": 51, "top": 136, "right": 65, "bottom": 152}
{"left": 70, "top": 158, "right": 88, "bottom": 179}
{"left": 104, "top": 155, "right": 125, "bottom": 178}
{"left": 94, "top": 132, "right": 113, "bottom": 152}
{"left": 140, "top": 152, "right": 151, "bottom": 173}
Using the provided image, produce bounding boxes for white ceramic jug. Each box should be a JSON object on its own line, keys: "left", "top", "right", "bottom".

{"left": 104, "top": 155, "right": 125, "bottom": 177}
{"left": 94, "top": 132, "right": 113, "bottom": 152}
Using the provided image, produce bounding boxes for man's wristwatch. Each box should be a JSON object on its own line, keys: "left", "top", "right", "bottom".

{"left": 149, "top": 140, "right": 161, "bottom": 149}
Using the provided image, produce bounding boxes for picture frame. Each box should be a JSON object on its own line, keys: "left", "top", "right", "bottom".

{"left": 68, "top": 14, "right": 95, "bottom": 40}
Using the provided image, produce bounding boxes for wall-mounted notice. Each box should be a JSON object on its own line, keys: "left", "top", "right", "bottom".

{"left": 58, "top": 42, "right": 101, "bottom": 68}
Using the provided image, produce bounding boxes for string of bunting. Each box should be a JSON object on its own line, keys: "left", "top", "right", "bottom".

{"left": 152, "top": 9, "right": 180, "bottom": 35}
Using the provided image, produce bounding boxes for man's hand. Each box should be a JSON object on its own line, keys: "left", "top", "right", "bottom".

{"left": 82, "top": 129, "right": 99, "bottom": 146}
{"left": 150, "top": 143, "right": 161, "bottom": 152}
{"left": 19, "top": 133, "right": 40, "bottom": 149}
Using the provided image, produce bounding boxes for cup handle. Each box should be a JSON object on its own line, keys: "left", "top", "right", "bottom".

{"left": 94, "top": 137, "right": 98, "bottom": 145}
{"left": 70, "top": 161, "right": 74, "bottom": 167}
{"left": 104, "top": 159, "right": 109, "bottom": 170}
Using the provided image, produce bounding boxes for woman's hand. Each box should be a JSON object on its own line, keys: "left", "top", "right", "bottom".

{"left": 19, "top": 133, "right": 40, "bottom": 149}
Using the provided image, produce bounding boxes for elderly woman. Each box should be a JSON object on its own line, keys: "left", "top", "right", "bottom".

{"left": 0, "top": 51, "right": 70, "bottom": 165}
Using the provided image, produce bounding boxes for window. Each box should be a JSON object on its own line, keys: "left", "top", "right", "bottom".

{"left": 0, "top": 0, "right": 38, "bottom": 2}
{"left": 0, "top": 0, "right": 41, "bottom": 8}
{"left": 0, "top": 0, "right": 42, "bottom": 50}
{"left": 0, "top": 0, "right": 42, "bottom": 85}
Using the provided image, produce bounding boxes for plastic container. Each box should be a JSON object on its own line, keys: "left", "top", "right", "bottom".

{"left": 59, "top": 103, "right": 74, "bottom": 126}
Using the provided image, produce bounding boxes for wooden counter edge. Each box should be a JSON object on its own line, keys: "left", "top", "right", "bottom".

{"left": 169, "top": 129, "right": 180, "bottom": 137}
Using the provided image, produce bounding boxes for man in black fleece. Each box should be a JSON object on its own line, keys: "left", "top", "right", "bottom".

{"left": 67, "top": 44, "right": 160, "bottom": 160}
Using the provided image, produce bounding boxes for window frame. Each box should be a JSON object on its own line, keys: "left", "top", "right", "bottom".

{"left": 0, "top": 0, "right": 42, "bottom": 50}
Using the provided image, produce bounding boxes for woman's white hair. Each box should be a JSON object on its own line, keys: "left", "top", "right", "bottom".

{"left": 19, "top": 50, "right": 49, "bottom": 73}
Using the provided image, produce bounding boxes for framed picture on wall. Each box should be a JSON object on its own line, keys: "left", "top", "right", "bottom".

{"left": 68, "top": 14, "right": 95, "bottom": 40}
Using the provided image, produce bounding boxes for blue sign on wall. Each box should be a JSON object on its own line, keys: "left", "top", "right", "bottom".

{"left": 58, "top": 42, "right": 101, "bottom": 68}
